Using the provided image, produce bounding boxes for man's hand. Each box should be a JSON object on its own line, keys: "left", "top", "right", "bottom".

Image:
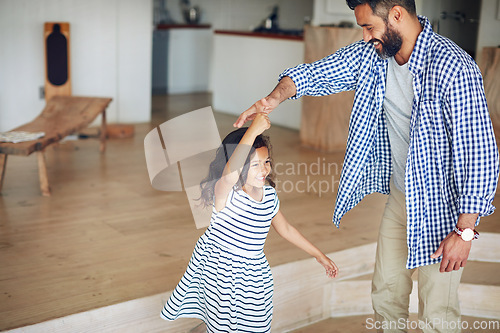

{"left": 233, "top": 97, "right": 278, "bottom": 128}
{"left": 233, "top": 76, "right": 297, "bottom": 128}
{"left": 430, "top": 213, "right": 478, "bottom": 272}
{"left": 430, "top": 232, "right": 472, "bottom": 272}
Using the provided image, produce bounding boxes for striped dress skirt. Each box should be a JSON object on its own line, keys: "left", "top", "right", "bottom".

{"left": 161, "top": 187, "right": 279, "bottom": 332}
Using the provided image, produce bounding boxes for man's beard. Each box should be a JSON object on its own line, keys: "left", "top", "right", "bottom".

{"left": 369, "top": 23, "right": 403, "bottom": 59}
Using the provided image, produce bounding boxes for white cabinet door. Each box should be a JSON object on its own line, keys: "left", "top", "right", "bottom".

{"left": 167, "top": 28, "right": 212, "bottom": 94}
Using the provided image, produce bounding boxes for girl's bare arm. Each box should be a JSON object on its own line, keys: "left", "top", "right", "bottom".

{"left": 272, "top": 210, "right": 338, "bottom": 278}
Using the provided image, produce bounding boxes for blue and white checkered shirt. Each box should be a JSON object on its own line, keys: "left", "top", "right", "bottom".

{"left": 280, "top": 16, "right": 499, "bottom": 269}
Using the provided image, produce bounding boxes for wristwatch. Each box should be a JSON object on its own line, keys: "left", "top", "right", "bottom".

{"left": 453, "top": 226, "right": 479, "bottom": 241}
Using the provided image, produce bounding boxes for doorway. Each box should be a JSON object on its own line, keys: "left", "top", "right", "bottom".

{"left": 435, "top": 0, "right": 481, "bottom": 59}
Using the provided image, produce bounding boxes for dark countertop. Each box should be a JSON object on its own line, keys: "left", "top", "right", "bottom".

{"left": 214, "top": 30, "right": 303, "bottom": 41}
{"left": 156, "top": 24, "right": 211, "bottom": 29}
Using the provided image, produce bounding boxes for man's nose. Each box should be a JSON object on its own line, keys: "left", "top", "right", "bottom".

{"left": 363, "top": 29, "right": 372, "bottom": 43}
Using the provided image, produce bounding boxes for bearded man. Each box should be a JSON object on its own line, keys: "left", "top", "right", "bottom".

{"left": 234, "top": 0, "right": 499, "bottom": 332}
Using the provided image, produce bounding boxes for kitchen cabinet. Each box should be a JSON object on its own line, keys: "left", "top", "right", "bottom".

{"left": 152, "top": 25, "right": 212, "bottom": 95}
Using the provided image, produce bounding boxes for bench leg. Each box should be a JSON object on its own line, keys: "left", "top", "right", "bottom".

{"left": 100, "top": 109, "right": 106, "bottom": 153}
{"left": 36, "top": 151, "right": 51, "bottom": 196}
{"left": 0, "top": 154, "right": 7, "bottom": 193}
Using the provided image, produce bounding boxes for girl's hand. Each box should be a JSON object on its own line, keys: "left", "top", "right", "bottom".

{"left": 248, "top": 112, "right": 271, "bottom": 136}
{"left": 234, "top": 96, "right": 279, "bottom": 128}
{"left": 316, "top": 255, "right": 338, "bottom": 278}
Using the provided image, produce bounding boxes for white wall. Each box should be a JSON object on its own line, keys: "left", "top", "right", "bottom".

{"left": 312, "top": 0, "right": 424, "bottom": 26}
{"left": 312, "top": 0, "right": 355, "bottom": 26}
{"left": 312, "top": 0, "right": 499, "bottom": 65}
{"left": 116, "top": 0, "right": 153, "bottom": 124}
{"left": 162, "top": 0, "right": 313, "bottom": 31}
{"left": 0, "top": 0, "right": 152, "bottom": 132}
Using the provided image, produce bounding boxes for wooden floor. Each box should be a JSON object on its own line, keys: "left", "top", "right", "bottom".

{"left": 0, "top": 93, "right": 499, "bottom": 331}
{"left": 290, "top": 314, "right": 500, "bottom": 333}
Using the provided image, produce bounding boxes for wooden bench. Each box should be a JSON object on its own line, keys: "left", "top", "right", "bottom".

{"left": 0, "top": 96, "right": 112, "bottom": 196}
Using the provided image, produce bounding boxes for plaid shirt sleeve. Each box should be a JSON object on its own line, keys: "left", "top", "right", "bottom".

{"left": 446, "top": 62, "right": 499, "bottom": 219}
{"left": 279, "top": 41, "right": 366, "bottom": 99}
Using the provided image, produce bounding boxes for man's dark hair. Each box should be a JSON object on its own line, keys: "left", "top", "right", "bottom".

{"left": 346, "top": 0, "right": 416, "bottom": 19}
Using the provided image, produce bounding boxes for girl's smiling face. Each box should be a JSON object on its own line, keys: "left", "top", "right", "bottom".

{"left": 244, "top": 147, "right": 271, "bottom": 189}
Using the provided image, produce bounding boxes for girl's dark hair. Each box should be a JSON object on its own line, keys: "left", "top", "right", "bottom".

{"left": 346, "top": 0, "right": 416, "bottom": 19}
{"left": 198, "top": 127, "right": 276, "bottom": 207}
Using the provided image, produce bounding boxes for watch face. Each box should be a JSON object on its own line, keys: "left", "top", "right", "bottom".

{"left": 462, "top": 228, "right": 474, "bottom": 241}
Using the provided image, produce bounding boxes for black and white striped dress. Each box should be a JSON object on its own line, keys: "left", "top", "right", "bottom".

{"left": 161, "top": 186, "right": 280, "bottom": 332}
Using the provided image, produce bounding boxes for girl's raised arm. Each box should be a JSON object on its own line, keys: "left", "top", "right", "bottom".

{"left": 213, "top": 113, "right": 270, "bottom": 211}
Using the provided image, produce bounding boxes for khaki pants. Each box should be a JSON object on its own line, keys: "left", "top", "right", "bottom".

{"left": 371, "top": 181, "right": 463, "bottom": 333}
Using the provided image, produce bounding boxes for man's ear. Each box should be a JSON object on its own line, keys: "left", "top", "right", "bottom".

{"left": 389, "top": 5, "right": 404, "bottom": 23}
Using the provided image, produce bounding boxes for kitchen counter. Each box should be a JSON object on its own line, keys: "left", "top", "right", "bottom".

{"left": 156, "top": 24, "right": 211, "bottom": 29}
{"left": 152, "top": 26, "right": 211, "bottom": 94}
{"left": 215, "top": 30, "right": 303, "bottom": 41}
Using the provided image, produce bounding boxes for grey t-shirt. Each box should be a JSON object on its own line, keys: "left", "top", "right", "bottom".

{"left": 383, "top": 56, "right": 414, "bottom": 192}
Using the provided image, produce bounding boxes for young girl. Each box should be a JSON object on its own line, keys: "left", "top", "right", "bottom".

{"left": 161, "top": 113, "right": 338, "bottom": 332}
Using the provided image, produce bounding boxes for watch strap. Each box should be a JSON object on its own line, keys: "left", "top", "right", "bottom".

{"left": 453, "top": 226, "right": 479, "bottom": 240}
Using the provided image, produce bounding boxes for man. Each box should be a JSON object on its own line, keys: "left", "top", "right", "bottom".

{"left": 234, "top": 0, "right": 499, "bottom": 332}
